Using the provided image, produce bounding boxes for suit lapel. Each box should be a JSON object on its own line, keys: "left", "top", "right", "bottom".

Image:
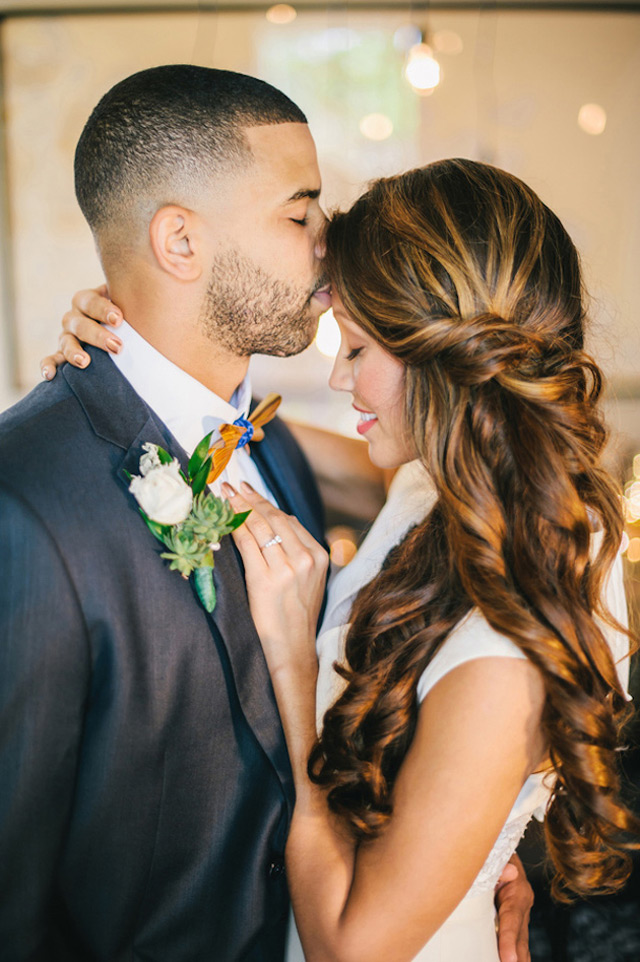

{"left": 63, "top": 349, "right": 293, "bottom": 808}
{"left": 210, "top": 537, "right": 293, "bottom": 804}
{"left": 251, "top": 423, "right": 324, "bottom": 543}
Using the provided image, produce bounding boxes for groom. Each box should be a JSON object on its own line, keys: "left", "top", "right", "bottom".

{"left": 1, "top": 66, "right": 531, "bottom": 960}
{"left": 0, "top": 65, "right": 327, "bottom": 961}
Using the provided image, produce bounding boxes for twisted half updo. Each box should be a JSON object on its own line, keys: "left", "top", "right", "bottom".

{"left": 311, "top": 159, "right": 639, "bottom": 900}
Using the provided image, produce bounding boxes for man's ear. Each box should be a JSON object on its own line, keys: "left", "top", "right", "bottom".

{"left": 149, "top": 205, "right": 202, "bottom": 281}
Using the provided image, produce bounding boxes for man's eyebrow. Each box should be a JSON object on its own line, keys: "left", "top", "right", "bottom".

{"left": 284, "top": 188, "right": 321, "bottom": 204}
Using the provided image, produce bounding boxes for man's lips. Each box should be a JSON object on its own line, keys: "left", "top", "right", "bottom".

{"left": 312, "top": 283, "right": 332, "bottom": 309}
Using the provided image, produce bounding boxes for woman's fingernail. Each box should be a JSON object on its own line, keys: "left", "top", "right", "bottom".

{"left": 221, "top": 483, "right": 236, "bottom": 497}
{"left": 240, "top": 481, "right": 255, "bottom": 495}
{"left": 74, "top": 354, "right": 88, "bottom": 367}
{"left": 107, "top": 311, "right": 122, "bottom": 325}
{"left": 41, "top": 366, "right": 51, "bottom": 380}
{"left": 106, "top": 337, "right": 122, "bottom": 354}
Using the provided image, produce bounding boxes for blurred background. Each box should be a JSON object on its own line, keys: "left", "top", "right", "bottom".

{"left": 0, "top": 1, "right": 638, "bottom": 958}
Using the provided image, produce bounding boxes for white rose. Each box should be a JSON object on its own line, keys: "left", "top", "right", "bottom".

{"left": 129, "top": 460, "right": 193, "bottom": 525}
{"left": 139, "top": 443, "right": 162, "bottom": 477}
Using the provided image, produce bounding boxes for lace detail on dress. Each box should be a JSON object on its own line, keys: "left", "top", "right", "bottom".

{"left": 467, "top": 813, "right": 533, "bottom": 895}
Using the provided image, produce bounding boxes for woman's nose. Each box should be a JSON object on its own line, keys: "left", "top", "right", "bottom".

{"left": 329, "top": 356, "right": 352, "bottom": 393}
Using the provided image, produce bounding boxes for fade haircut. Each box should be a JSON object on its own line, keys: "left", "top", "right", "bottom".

{"left": 74, "top": 64, "right": 307, "bottom": 237}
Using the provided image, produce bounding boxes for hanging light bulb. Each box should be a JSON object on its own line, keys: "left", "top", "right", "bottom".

{"left": 405, "top": 41, "right": 441, "bottom": 93}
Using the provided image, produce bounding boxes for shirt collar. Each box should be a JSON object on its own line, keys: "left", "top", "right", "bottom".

{"left": 109, "top": 320, "right": 252, "bottom": 456}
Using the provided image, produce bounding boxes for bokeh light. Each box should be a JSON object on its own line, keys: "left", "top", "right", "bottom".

{"left": 433, "top": 29, "right": 464, "bottom": 55}
{"left": 626, "top": 537, "right": 640, "bottom": 563}
{"left": 328, "top": 526, "right": 358, "bottom": 567}
{"left": 405, "top": 44, "right": 441, "bottom": 92}
{"left": 315, "top": 308, "right": 341, "bottom": 359}
{"left": 578, "top": 103, "right": 606, "bottom": 136}
{"left": 266, "top": 4, "right": 297, "bottom": 25}
{"left": 393, "top": 24, "right": 422, "bottom": 53}
{"left": 359, "top": 112, "right": 394, "bottom": 141}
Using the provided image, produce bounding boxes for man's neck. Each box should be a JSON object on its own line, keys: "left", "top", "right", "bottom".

{"left": 107, "top": 285, "right": 249, "bottom": 402}
{"left": 130, "top": 317, "right": 249, "bottom": 402}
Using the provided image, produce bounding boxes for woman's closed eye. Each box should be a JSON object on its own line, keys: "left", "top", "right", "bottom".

{"left": 346, "top": 347, "right": 363, "bottom": 361}
{"left": 290, "top": 216, "right": 308, "bottom": 226}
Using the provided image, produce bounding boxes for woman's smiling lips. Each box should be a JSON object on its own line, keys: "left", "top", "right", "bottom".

{"left": 354, "top": 405, "right": 378, "bottom": 435}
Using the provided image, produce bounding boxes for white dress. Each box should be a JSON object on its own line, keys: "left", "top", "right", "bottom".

{"left": 286, "top": 461, "right": 631, "bottom": 962}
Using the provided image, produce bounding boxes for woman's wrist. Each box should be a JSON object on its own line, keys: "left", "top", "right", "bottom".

{"left": 261, "top": 629, "right": 318, "bottom": 683}
{"left": 268, "top": 659, "right": 318, "bottom": 778}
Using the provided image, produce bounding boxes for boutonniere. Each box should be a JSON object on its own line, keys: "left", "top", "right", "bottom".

{"left": 126, "top": 434, "right": 250, "bottom": 613}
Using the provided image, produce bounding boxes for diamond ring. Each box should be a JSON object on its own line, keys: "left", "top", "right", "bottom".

{"left": 261, "top": 535, "right": 283, "bottom": 551}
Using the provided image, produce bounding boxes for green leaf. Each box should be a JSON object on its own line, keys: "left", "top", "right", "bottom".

{"left": 194, "top": 566, "right": 216, "bottom": 612}
{"left": 141, "top": 510, "right": 173, "bottom": 545}
{"left": 191, "top": 456, "right": 213, "bottom": 497}
{"left": 188, "top": 431, "right": 214, "bottom": 482}
{"left": 162, "top": 553, "right": 195, "bottom": 578}
{"left": 200, "top": 549, "right": 215, "bottom": 568}
{"left": 123, "top": 469, "right": 132, "bottom": 481}
{"left": 156, "top": 446, "right": 173, "bottom": 465}
{"left": 227, "top": 509, "right": 251, "bottom": 531}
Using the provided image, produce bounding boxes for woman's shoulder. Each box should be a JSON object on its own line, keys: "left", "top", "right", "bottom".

{"left": 416, "top": 609, "right": 527, "bottom": 704}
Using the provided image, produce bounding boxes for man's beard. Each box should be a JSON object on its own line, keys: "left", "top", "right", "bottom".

{"left": 199, "top": 249, "right": 323, "bottom": 357}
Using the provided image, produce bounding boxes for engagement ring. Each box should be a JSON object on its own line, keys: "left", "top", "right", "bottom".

{"left": 261, "top": 535, "right": 283, "bottom": 551}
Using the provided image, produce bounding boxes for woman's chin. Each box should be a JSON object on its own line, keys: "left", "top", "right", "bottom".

{"left": 365, "top": 443, "right": 413, "bottom": 471}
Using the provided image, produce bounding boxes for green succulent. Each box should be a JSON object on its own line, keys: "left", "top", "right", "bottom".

{"left": 160, "top": 526, "right": 210, "bottom": 577}
{"left": 134, "top": 433, "right": 251, "bottom": 613}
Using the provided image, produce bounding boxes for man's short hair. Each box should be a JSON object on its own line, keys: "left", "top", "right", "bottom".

{"left": 75, "top": 64, "right": 307, "bottom": 236}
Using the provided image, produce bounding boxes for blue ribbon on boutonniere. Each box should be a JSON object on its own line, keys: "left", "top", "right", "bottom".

{"left": 205, "top": 393, "right": 281, "bottom": 483}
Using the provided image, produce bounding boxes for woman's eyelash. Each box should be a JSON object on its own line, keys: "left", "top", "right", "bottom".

{"left": 291, "top": 217, "right": 308, "bottom": 226}
{"left": 346, "top": 347, "right": 362, "bottom": 361}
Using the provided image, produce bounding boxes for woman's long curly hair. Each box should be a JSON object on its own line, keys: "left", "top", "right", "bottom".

{"left": 310, "top": 158, "right": 639, "bottom": 900}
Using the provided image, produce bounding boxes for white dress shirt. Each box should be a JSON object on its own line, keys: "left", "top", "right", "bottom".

{"left": 109, "top": 321, "right": 277, "bottom": 504}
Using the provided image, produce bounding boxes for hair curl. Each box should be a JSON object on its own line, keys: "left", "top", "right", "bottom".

{"left": 311, "top": 159, "right": 639, "bottom": 901}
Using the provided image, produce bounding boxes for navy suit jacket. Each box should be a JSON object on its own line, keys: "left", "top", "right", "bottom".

{"left": 0, "top": 347, "right": 325, "bottom": 961}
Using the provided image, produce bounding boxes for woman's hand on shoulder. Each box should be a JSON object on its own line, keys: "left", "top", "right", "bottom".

{"left": 40, "top": 285, "right": 124, "bottom": 380}
{"left": 222, "top": 481, "right": 329, "bottom": 680}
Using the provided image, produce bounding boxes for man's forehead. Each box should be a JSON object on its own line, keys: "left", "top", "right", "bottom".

{"left": 243, "top": 122, "right": 321, "bottom": 196}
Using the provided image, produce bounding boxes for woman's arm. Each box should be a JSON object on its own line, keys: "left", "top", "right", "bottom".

{"left": 286, "top": 421, "right": 390, "bottom": 522}
{"left": 227, "top": 483, "right": 546, "bottom": 962}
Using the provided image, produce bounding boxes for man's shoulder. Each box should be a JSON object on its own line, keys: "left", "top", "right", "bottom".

{"left": 0, "top": 375, "right": 78, "bottom": 451}
{"left": 0, "top": 377, "right": 92, "bottom": 504}
{"left": 0, "top": 354, "right": 138, "bottom": 494}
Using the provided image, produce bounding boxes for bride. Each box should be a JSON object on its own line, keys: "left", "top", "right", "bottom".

{"left": 46, "top": 159, "right": 637, "bottom": 961}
